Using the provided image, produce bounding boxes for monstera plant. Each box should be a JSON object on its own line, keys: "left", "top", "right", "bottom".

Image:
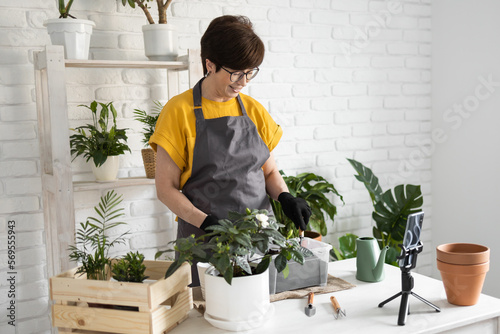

{"left": 332, "top": 159, "right": 423, "bottom": 265}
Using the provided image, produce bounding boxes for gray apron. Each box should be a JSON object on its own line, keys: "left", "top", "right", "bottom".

{"left": 177, "top": 78, "right": 272, "bottom": 285}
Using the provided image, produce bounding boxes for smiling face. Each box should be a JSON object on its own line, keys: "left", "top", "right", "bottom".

{"left": 203, "top": 59, "right": 250, "bottom": 102}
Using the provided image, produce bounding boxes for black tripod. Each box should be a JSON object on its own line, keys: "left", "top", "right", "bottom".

{"left": 378, "top": 242, "right": 441, "bottom": 326}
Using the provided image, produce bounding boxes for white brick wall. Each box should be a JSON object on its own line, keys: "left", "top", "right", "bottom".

{"left": 0, "top": 0, "right": 433, "bottom": 332}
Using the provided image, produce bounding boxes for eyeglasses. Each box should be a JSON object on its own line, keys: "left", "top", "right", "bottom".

{"left": 220, "top": 67, "right": 260, "bottom": 82}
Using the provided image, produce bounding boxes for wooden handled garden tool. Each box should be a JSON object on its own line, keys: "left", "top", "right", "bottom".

{"left": 304, "top": 292, "right": 316, "bottom": 317}
{"left": 330, "top": 296, "right": 346, "bottom": 319}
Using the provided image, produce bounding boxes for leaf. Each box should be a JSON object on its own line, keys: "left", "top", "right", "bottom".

{"left": 372, "top": 184, "right": 423, "bottom": 243}
{"left": 338, "top": 233, "right": 358, "bottom": 259}
{"left": 274, "top": 253, "right": 288, "bottom": 273}
{"left": 223, "top": 267, "right": 234, "bottom": 285}
{"left": 281, "top": 263, "right": 290, "bottom": 278}
{"left": 347, "top": 158, "right": 383, "bottom": 204}
{"left": 255, "top": 255, "right": 272, "bottom": 274}
{"left": 235, "top": 256, "right": 252, "bottom": 275}
{"left": 165, "top": 259, "right": 184, "bottom": 278}
{"left": 290, "top": 249, "right": 305, "bottom": 264}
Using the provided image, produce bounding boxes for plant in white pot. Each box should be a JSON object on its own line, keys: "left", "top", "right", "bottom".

{"left": 44, "top": 0, "right": 95, "bottom": 59}
{"left": 157, "top": 209, "right": 308, "bottom": 331}
{"left": 70, "top": 101, "right": 131, "bottom": 182}
{"left": 133, "top": 101, "right": 161, "bottom": 179}
{"left": 120, "top": 0, "right": 178, "bottom": 61}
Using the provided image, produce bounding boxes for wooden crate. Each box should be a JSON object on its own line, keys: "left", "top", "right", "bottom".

{"left": 50, "top": 261, "right": 192, "bottom": 334}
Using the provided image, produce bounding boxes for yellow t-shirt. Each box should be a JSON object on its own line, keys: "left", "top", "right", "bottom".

{"left": 150, "top": 89, "right": 283, "bottom": 189}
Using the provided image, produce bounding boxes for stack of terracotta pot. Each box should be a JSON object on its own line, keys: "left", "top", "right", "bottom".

{"left": 436, "top": 243, "right": 490, "bottom": 306}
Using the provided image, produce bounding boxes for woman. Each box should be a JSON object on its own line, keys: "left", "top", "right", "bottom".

{"left": 150, "top": 15, "right": 311, "bottom": 285}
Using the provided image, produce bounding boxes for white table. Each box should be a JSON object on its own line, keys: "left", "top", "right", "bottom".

{"left": 170, "top": 258, "right": 500, "bottom": 333}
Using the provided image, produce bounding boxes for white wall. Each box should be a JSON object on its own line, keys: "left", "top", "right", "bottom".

{"left": 0, "top": 1, "right": 433, "bottom": 332}
{"left": 432, "top": 0, "right": 500, "bottom": 298}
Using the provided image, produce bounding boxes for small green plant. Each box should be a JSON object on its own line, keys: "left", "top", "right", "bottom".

{"left": 330, "top": 233, "right": 358, "bottom": 261}
{"left": 270, "top": 171, "right": 343, "bottom": 239}
{"left": 156, "top": 209, "right": 311, "bottom": 285}
{"left": 112, "top": 251, "right": 149, "bottom": 283}
{"left": 58, "top": 0, "right": 75, "bottom": 18}
{"left": 344, "top": 158, "right": 423, "bottom": 265}
{"left": 133, "top": 101, "right": 162, "bottom": 147}
{"left": 68, "top": 190, "right": 129, "bottom": 280}
{"left": 70, "top": 101, "right": 131, "bottom": 167}
{"left": 121, "top": 0, "right": 173, "bottom": 24}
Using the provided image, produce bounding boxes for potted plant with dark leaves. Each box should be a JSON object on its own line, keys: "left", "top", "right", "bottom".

{"left": 44, "top": 0, "right": 95, "bottom": 59}
{"left": 112, "top": 251, "right": 149, "bottom": 283}
{"left": 133, "top": 101, "right": 161, "bottom": 178}
{"left": 120, "top": 0, "right": 177, "bottom": 60}
{"left": 157, "top": 208, "right": 310, "bottom": 331}
{"left": 270, "top": 171, "right": 343, "bottom": 241}
{"left": 70, "top": 101, "right": 131, "bottom": 182}
{"left": 331, "top": 159, "right": 423, "bottom": 266}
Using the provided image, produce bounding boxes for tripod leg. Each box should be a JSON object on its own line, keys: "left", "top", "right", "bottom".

{"left": 411, "top": 292, "right": 441, "bottom": 312}
{"left": 378, "top": 291, "right": 402, "bottom": 308}
{"left": 398, "top": 293, "right": 409, "bottom": 326}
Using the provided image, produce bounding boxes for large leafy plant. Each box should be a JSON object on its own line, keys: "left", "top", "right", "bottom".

{"left": 68, "top": 190, "right": 129, "bottom": 280}
{"left": 121, "top": 0, "right": 173, "bottom": 24}
{"left": 336, "top": 159, "right": 423, "bottom": 265}
{"left": 133, "top": 101, "right": 162, "bottom": 147}
{"left": 70, "top": 101, "right": 131, "bottom": 167}
{"left": 270, "top": 171, "right": 343, "bottom": 239}
{"left": 157, "top": 209, "right": 311, "bottom": 285}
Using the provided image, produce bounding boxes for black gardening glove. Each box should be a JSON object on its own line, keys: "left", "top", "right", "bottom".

{"left": 278, "top": 192, "right": 312, "bottom": 231}
{"left": 199, "top": 214, "right": 219, "bottom": 232}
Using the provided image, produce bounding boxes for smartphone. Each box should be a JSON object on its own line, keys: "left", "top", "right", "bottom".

{"left": 399, "top": 211, "right": 424, "bottom": 267}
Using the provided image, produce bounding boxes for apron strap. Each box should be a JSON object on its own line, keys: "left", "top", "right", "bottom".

{"left": 193, "top": 77, "right": 248, "bottom": 118}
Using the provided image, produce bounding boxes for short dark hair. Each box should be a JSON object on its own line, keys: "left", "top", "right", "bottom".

{"left": 200, "top": 15, "right": 265, "bottom": 75}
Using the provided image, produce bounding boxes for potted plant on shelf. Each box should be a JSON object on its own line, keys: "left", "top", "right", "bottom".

{"left": 44, "top": 0, "right": 95, "bottom": 59}
{"left": 120, "top": 0, "right": 178, "bottom": 61}
{"left": 50, "top": 190, "right": 193, "bottom": 333}
{"left": 70, "top": 101, "right": 131, "bottom": 182}
{"left": 157, "top": 209, "right": 309, "bottom": 331}
{"left": 133, "top": 101, "right": 162, "bottom": 179}
{"left": 270, "top": 171, "right": 343, "bottom": 240}
{"left": 331, "top": 159, "right": 423, "bottom": 266}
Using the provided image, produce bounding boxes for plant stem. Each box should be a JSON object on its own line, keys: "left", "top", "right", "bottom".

{"left": 135, "top": 0, "right": 155, "bottom": 24}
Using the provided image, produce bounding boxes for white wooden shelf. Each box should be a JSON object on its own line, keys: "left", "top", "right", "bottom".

{"left": 73, "top": 177, "right": 156, "bottom": 192}
{"left": 34, "top": 45, "right": 202, "bottom": 279}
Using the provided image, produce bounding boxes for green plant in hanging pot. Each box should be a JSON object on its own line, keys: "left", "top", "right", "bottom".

{"left": 270, "top": 171, "right": 343, "bottom": 240}
{"left": 335, "top": 158, "right": 424, "bottom": 265}
{"left": 68, "top": 190, "right": 129, "bottom": 280}
{"left": 133, "top": 101, "right": 162, "bottom": 179}
{"left": 44, "top": 1, "right": 96, "bottom": 60}
{"left": 70, "top": 101, "right": 131, "bottom": 182}
{"left": 120, "top": 0, "right": 178, "bottom": 61}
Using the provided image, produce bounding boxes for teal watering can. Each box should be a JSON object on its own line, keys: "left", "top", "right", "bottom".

{"left": 356, "top": 237, "right": 390, "bottom": 282}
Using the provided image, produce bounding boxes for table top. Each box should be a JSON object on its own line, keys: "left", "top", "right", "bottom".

{"left": 170, "top": 258, "right": 500, "bottom": 334}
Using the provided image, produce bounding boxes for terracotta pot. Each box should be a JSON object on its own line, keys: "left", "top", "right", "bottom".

{"left": 304, "top": 230, "right": 322, "bottom": 241}
{"left": 436, "top": 243, "right": 489, "bottom": 265}
{"left": 437, "top": 259, "right": 489, "bottom": 306}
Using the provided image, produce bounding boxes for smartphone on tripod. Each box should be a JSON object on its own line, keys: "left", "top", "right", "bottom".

{"left": 399, "top": 212, "right": 424, "bottom": 268}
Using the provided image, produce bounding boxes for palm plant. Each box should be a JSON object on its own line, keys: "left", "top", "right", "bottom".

{"left": 68, "top": 190, "right": 129, "bottom": 280}
{"left": 133, "top": 101, "right": 162, "bottom": 147}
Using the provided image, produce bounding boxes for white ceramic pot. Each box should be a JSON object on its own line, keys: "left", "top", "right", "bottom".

{"left": 197, "top": 262, "right": 211, "bottom": 300}
{"left": 91, "top": 156, "right": 119, "bottom": 182}
{"left": 204, "top": 266, "right": 271, "bottom": 331}
{"left": 142, "top": 24, "right": 178, "bottom": 61}
{"left": 44, "top": 18, "right": 95, "bottom": 60}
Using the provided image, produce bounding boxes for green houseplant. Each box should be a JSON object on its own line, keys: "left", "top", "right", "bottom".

{"left": 157, "top": 208, "right": 310, "bottom": 331}
{"left": 120, "top": 0, "right": 178, "bottom": 60}
{"left": 270, "top": 171, "right": 343, "bottom": 240}
{"left": 133, "top": 101, "right": 162, "bottom": 178}
{"left": 44, "top": 1, "right": 95, "bottom": 59}
{"left": 70, "top": 101, "right": 131, "bottom": 182}
{"left": 68, "top": 190, "right": 129, "bottom": 280}
{"left": 331, "top": 159, "right": 423, "bottom": 265}
{"left": 112, "top": 251, "right": 149, "bottom": 283}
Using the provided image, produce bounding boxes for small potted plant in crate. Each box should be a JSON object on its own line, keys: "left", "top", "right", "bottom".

{"left": 50, "top": 190, "right": 192, "bottom": 334}
{"left": 70, "top": 101, "right": 131, "bottom": 182}
{"left": 133, "top": 101, "right": 162, "bottom": 179}
{"left": 44, "top": 0, "right": 95, "bottom": 59}
{"left": 159, "top": 209, "right": 318, "bottom": 331}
